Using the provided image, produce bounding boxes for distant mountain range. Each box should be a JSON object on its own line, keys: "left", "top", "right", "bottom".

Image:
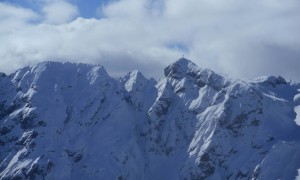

{"left": 1, "top": 58, "right": 300, "bottom": 179}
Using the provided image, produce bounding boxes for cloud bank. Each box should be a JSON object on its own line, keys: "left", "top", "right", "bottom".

{"left": 0, "top": 0, "right": 300, "bottom": 80}
{"left": 42, "top": 1, "right": 79, "bottom": 24}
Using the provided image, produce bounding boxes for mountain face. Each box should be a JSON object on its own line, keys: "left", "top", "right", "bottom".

{"left": 0, "top": 58, "right": 300, "bottom": 180}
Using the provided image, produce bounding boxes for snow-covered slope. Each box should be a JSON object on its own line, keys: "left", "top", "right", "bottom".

{"left": 0, "top": 58, "right": 300, "bottom": 179}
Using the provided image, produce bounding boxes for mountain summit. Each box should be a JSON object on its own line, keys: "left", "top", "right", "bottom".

{"left": 1, "top": 59, "right": 300, "bottom": 179}
{"left": 164, "top": 58, "right": 199, "bottom": 79}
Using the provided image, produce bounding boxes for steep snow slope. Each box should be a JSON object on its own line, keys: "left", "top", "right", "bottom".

{"left": 0, "top": 59, "right": 300, "bottom": 179}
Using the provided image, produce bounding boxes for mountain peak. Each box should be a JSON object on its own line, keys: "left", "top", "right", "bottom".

{"left": 129, "top": 70, "right": 144, "bottom": 79}
{"left": 164, "top": 58, "right": 200, "bottom": 79}
{"left": 120, "top": 70, "right": 148, "bottom": 92}
{"left": 121, "top": 70, "right": 146, "bottom": 83}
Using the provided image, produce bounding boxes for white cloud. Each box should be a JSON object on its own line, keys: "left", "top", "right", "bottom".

{"left": 42, "top": 1, "right": 79, "bottom": 24}
{"left": 0, "top": 0, "right": 300, "bottom": 80}
{"left": 0, "top": 2, "right": 39, "bottom": 32}
{"left": 0, "top": 3, "right": 37, "bottom": 20}
{"left": 103, "top": 0, "right": 145, "bottom": 18}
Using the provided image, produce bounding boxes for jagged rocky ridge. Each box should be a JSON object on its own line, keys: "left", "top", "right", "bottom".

{"left": 0, "top": 58, "right": 300, "bottom": 179}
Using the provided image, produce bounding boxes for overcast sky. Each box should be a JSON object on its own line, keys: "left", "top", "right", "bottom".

{"left": 0, "top": 0, "right": 300, "bottom": 81}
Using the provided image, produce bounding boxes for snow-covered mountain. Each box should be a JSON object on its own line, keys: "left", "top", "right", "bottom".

{"left": 0, "top": 58, "right": 300, "bottom": 179}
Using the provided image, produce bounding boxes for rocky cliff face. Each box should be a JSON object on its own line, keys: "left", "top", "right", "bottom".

{"left": 0, "top": 58, "right": 300, "bottom": 179}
